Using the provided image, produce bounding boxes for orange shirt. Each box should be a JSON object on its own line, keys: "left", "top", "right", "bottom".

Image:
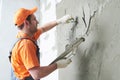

{"left": 11, "top": 28, "right": 42, "bottom": 79}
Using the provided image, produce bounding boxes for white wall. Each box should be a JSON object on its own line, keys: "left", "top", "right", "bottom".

{"left": 39, "top": 0, "right": 58, "bottom": 80}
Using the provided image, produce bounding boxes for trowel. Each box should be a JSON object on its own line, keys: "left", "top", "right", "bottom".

{"left": 50, "top": 37, "right": 85, "bottom": 65}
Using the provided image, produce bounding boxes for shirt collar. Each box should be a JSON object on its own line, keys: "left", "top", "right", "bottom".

{"left": 16, "top": 31, "right": 36, "bottom": 41}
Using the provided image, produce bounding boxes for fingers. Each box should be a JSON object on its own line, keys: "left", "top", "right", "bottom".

{"left": 66, "top": 59, "right": 72, "bottom": 64}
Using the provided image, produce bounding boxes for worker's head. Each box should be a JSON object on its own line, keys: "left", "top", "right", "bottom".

{"left": 13, "top": 7, "right": 38, "bottom": 27}
{"left": 13, "top": 7, "right": 39, "bottom": 34}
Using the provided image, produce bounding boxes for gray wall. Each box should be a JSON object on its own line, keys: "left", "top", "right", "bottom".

{"left": 56, "top": 0, "right": 120, "bottom": 80}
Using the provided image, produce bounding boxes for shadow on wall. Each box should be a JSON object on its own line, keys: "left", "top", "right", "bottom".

{"left": 78, "top": 35, "right": 106, "bottom": 80}
{"left": 76, "top": 20, "right": 106, "bottom": 79}
{"left": 80, "top": 42, "right": 100, "bottom": 80}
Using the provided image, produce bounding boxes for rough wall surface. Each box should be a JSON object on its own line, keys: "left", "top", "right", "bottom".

{"left": 56, "top": 0, "right": 120, "bottom": 80}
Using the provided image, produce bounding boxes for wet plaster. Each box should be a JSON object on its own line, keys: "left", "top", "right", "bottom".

{"left": 56, "top": 0, "right": 120, "bottom": 80}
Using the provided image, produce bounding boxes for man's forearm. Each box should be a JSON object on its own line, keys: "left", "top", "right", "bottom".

{"left": 40, "top": 20, "right": 58, "bottom": 33}
{"left": 39, "top": 63, "right": 57, "bottom": 78}
{"left": 29, "top": 63, "right": 57, "bottom": 79}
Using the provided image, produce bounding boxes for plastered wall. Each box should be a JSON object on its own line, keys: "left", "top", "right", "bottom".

{"left": 56, "top": 0, "right": 120, "bottom": 80}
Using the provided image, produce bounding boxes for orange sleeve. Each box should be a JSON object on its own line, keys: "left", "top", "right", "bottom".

{"left": 20, "top": 40, "right": 40, "bottom": 69}
{"left": 33, "top": 28, "right": 43, "bottom": 40}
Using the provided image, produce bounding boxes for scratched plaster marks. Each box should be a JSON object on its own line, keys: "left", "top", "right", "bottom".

{"left": 67, "top": 3, "right": 98, "bottom": 59}
{"left": 82, "top": 3, "right": 97, "bottom": 36}
{"left": 80, "top": 3, "right": 103, "bottom": 80}
{"left": 81, "top": 1, "right": 112, "bottom": 80}
{"left": 68, "top": 17, "right": 79, "bottom": 42}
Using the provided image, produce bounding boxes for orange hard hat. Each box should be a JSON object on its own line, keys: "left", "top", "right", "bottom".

{"left": 13, "top": 7, "right": 37, "bottom": 26}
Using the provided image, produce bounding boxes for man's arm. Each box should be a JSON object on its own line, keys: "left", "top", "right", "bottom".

{"left": 28, "top": 63, "right": 57, "bottom": 80}
{"left": 28, "top": 59, "right": 71, "bottom": 80}
{"left": 39, "top": 15, "right": 73, "bottom": 33}
{"left": 40, "top": 20, "right": 58, "bottom": 33}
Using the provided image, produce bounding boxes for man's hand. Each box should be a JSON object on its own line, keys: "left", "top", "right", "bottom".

{"left": 56, "top": 58, "right": 72, "bottom": 68}
{"left": 56, "top": 15, "right": 74, "bottom": 24}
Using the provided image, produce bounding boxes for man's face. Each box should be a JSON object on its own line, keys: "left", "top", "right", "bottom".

{"left": 28, "top": 14, "right": 39, "bottom": 34}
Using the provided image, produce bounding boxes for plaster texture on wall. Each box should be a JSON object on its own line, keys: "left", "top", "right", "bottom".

{"left": 56, "top": 0, "right": 120, "bottom": 80}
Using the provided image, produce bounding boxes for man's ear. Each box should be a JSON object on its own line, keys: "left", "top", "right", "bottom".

{"left": 24, "top": 20, "right": 29, "bottom": 26}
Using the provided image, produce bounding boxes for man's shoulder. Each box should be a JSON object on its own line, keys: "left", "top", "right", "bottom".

{"left": 16, "top": 38, "right": 35, "bottom": 48}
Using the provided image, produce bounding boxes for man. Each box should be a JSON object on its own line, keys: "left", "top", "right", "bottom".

{"left": 11, "top": 7, "right": 72, "bottom": 80}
